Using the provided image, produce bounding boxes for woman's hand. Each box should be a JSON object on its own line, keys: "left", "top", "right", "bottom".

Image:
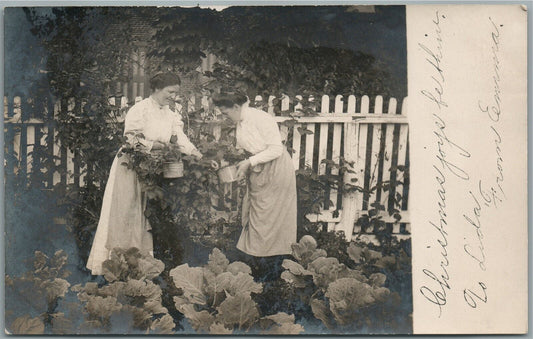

{"left": 209, "top": 160, "right": 220, "bottom": 170}
{"left": 236, "top": 159, "right": 251, "bottom": 180}
{"left": 199, "top": 159, "right": 219, "bottom": 170}
{"left": 191, "top": 149, "right": 203, "bottom": 160}
{"left": 151, "top": 141, "right": 166, "bottom": 150}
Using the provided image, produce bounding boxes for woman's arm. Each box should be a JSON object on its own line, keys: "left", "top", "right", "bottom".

{"left": 172, "top": 114, "right": 202, "bottom": 158}
{"left": 247, "top": 111, "right": 284, "bottom": 166}
{"left": 236, "top": 111, "right": 284, "bottom": 178}
{"left": 248, "top": 144, "right": 284, "bottom": 167}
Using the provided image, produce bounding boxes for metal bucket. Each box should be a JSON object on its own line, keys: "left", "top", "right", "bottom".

{"left": 218, "top": 165, "right": 238, "bottom": 183}
{"left": 163, "top": 161, "right": 184, "bottom": 178}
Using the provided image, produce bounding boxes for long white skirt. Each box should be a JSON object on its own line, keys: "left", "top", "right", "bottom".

{"left": 86, "top": 154, "right": 153, "bottom": 275}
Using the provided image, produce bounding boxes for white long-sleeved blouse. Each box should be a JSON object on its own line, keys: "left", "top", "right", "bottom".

{"left": 236, "top": 103, "right": 284, "bottom": 167}
{"left": 124, "top": 97, "right": 198, "bottom": 155}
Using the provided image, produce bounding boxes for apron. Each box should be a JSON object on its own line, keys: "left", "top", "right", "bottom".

{"left": 237, "top": 150, "right": 297, "bottom": 256}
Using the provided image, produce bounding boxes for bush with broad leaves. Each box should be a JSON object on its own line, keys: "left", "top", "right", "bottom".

{"left": 169, "top": 248, "right": 304, "bottom": 334}
{"left": 5, "top": 250, "right": 71, "bottom": 335}
{"left": 281, "top": 235, "right": 401, "bottom": 331}
{"left": 71, "top": 248, "right": 175, "bottom": 334}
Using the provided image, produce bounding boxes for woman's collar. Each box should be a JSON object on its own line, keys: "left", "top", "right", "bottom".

{"left": 149, "top": 95, "right": 167, "bottom": 109}
{"left": 239, "top": 101, "right": 250, "bottom": 121}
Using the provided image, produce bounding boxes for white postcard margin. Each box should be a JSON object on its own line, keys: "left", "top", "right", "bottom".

{"left": 407, "top": 4, "right": 528, "bottom": 334}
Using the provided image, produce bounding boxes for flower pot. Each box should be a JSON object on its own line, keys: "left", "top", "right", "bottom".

{"left": 218, "top": 165, "right": 238, "bottom": 183}
{"left": 163, "top": 160, "right": 184, "bottom": 178}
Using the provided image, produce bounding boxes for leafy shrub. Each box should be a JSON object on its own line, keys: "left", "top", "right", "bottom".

{"left": 119, "top": 135, "right": 183, "bottom": 188}
{"left": 170, "top": 248, "right": 304, "bottom": 334}
{"left": 72, "top": 248, "right": 174, "bottom": 334}
{"left": 8, "top": 315, "right": 46, "bottom": 335}
{"left": 281, "top": 236, "right": 406, "bottom": 333}
{"left": 5, "top": 250, "right": 71, "bottom": 334}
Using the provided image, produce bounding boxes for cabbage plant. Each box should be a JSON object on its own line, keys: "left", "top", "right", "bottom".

{"left": 72, "top": 248, "right": 174, "bottom": 334}
{"left": 281, "top": 236, "right": 394, "bottom": 331}
{"left": 170, "top": 248, "right": 304, "bottom": 334}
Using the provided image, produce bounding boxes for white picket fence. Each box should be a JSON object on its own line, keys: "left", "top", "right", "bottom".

{"left": 4, "top": 94, "right": 409, "bottom": 241}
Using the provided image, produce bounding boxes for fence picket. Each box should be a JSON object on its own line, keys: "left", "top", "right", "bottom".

{"left": 318, "top": 96, "right": 329, "bottom": 175}
{"left": 122, "top": 83, "right": 128, "bottom": 102}
{"left": 34, "top": 125, "right": 45, "bottom": 186}
{"left": 330, "top": 95, "right": 343, "bottom": 209}
{"left": 321, "top": 95, "right": 329, "bottom": 114}
{"left": 20, "top": 124, "right": 28, "bottom": 183}
{"left": 352, "top": 96, "right": 369, "bottom": 235}
{"left": 347, "top": 95, "right": 356, "bottom": 114}
{"left": 304, "top": 124, "right": 315, "bottom": 169}
{"left": 295, "top": 95, "right": 303, "bottom": 112}
{"left": 7, "top": 95, "right": 14, "bottom": 119}
{"left": 26, "top": 125, "right": 35, "bottom": 174}
{"left": 52, "top": 101, "right": 61, "bottom": 186}
{"left": 12, "top": 128, "right": 21, "bottom": 170}
{"left": 336, "top": 120, "right": 359, "bottom": 237}
{"left": 68, "top": 97, "right": 75, "bottom": 112}
{"left": 67, "top": 149, "right": 75, "bottom": 185}
{"left": 132, "top": 82, "right": 138, "bottom": 100}
{"left": 14, "top": 96, "right": 22, "bottom": 121}
{"left": 280, "top": 95, "right": 290, "bottom": 143}
{"left": 5, "top": 123, "right": 15, "bottom": 191}
{"left": 39, "top": 126, "right": 48, "bottom": 187}
{"left": 4, "top": 96, "right": 8, "bottom": 119}
{"left": 292, "top": 123, "right": 302, "bottom": 170}
{"left": 397, "top": 97, "right": 409, "bottom": 215}
{"left": 267, "top": 95, "right": 275, "bottom": 115}
{"left": 374, "top": 96, "right": 383, "bottom": 115}
{"left": 381, "top": 98, "right": 397, "bottom": 209}
{"left": 80, "top": 163, "right": 87, "bottom": 187}
{"left": 288, "top": 95, "right": 303, "bottom": 170}
{"left": 368, "top": 96, "right": 383, "bottom": 207}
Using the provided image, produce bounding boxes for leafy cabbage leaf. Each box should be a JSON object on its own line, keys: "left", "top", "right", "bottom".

{"left": 170, "top": 264, "right": 206, "bottom": 305}
{"left": 206, "top": 248, "right": 229, "bottom": 275}
{"left": 178, "top": 303, "right": 214, "bottom": 333}
{"left": 149, "top": 314, "right": 175, "bottom": 334}
{"left": 9, "top": 315, "right": 45, "bottom": 335}
{"left": 217, "top": 292, "right": 259, "bottom": 329}
{"left": 226, "top": 261, "right": 252, "bottom": 275}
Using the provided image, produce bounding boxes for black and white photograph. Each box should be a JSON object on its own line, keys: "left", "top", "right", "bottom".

{"left": 4, "top": 5, "right": 412, "bottom": 334}
{"left": 2, "top": 2, "right": 528, "bottom": 336}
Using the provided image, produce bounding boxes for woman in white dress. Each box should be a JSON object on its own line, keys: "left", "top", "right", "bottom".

{"left": 86, "top": 73, "right": 203, "bottom": 275}
{"left": 213, "top": 92, "right": 297, "bottom": 280}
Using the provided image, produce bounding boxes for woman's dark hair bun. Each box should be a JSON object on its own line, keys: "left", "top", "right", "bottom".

{"left": 212, "top": 90, "right": 248, "bottom": 108}
{"left": 150, "top": 73, "right": 181, "bottom": 91}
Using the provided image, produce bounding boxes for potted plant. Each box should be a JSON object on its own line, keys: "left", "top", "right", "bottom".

{"left": 218, "top": 164, "right": 238, "bottom": 183}
{"left": 215, "top": 137, "right": 250, "bottom": 184}
{"left": 119, "top": 134, "right": 184, "bottom": 180}
{"left": 161, "top": 143, "right": 184, "bottom": 178}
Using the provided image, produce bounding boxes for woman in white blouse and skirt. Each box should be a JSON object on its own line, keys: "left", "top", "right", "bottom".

{"left": 86, "top": 73, "right": 203, "bottom": 275}
{"left": 213, "top": 92, "right": 297, "bottom": 278}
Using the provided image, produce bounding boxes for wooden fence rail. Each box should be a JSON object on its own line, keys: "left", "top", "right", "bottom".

{"left": 4, "top": 94, "right": 409, "bottom": 241}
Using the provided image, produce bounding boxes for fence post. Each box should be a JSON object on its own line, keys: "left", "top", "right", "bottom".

{"left": 335, "top": 121, "right": 360, "bottom": 239}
